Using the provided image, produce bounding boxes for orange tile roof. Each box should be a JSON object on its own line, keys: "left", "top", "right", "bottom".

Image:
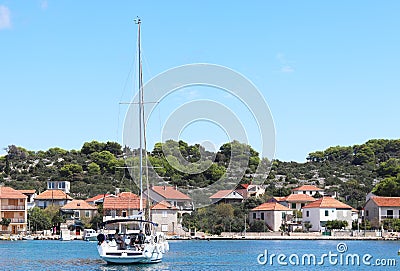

{"left": 118, "top": 192, "right": 139, "bottom": 199}
{"left": 292, "top": 185, "right": 323, "bottom": 191}
{"left": 370, "top": 197, "right": 400, "bottom": 207}
{"left": 0, "top": 186, "right": 27, "bottom": 199}
{"left": 152, "top": 186, "right": 191, "bottom": 200}
{"left": 251, "top": 202, "right": 291, "bottom": 211}
{"left": 103, "top": 197, "right": 145, "bottom": 210}
{"left": 284, "top": 194, "right": 317, "bottom": 203}
{"left": 151, "top": 200, "right": 178, "bottom": 210}
{"left": 61, "top": 200, "right": 97, "bottom": 210}
{"left": 85, "top": 194, "right": 112, "bottom": 203}
{"left": 35, "top": 190, "right": 73, "bottom": 200}
{"left": 303, "top": 197, "right": 352, "bottom": 209}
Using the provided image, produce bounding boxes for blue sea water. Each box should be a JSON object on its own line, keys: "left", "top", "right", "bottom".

{"left": 0, "top": 239, "right": 399, "bottom": 270}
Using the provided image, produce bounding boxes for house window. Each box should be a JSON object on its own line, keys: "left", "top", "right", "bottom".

{"left": 85, "top": 211, "right": 90, "bottom": 218}
{"left": 253, "top": 213, "right": 256, "bottom": 219}
{"left": 58, "top": 182, "right": 65, "bottom": 189}
{"left": 306, "top": 211, "right": 309, "bottom": 217}
{"left": 261, "top": 213, "right": 265, "bottom": 220}
{"left": 366, "top": 210, "right": 369, "bottom": 217}
{"left": 111, "top": 210, "right": 116, "bottom": 218}
{"left": 122, "top": 211, "right": 127, "bottom": 217}
{"left": 161, "top": 224, "right": 168, "bottom": 232}
{"left": 74, "top": 211, "right": 80, "bottom": 218}
{"left": 387, "top": 210, "right": 393, "bottom": 219}
{"left": 325, "top": 210, "right": 329, "bottom": 216}
{"left": 291, "top": 203, "right": 296, "bottom": 209}
{"left": 301, "top": 203, "right": 305, "bottom": 208}
{"left": 162, "top": 211, "right": 167, "bottom": 218}
{"left": 303, "top": 191, "right": 306, "bottom": 194}
{"left": 48, "top": 182, "right": 55, "bottom": 189}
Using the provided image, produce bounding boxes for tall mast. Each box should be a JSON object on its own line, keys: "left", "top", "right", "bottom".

{"left": 135, "top": 18, "right": 143, "bottom": 213}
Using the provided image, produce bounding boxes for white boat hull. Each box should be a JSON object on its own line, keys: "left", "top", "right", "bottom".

{"left": 97, "top": 241, "right": 167, "bottom": 264}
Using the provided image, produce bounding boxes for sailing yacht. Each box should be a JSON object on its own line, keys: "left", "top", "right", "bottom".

{"left": 96, "top": 18, "right": 169, "bottom": 264}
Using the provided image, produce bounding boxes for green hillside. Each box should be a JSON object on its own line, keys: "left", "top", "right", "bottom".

{"left": 1, "top": 138, "right": 400, "bottom": 208}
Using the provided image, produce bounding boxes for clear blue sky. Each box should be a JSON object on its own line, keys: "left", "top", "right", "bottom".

{"left": 1, "top": 1, "right": 399, "bottom": 162}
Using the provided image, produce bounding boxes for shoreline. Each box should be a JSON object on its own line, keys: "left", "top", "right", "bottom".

{"left": 2, "top": 232, "right": 398, "bottom": 242}
{"left": 182, "top": 236, "right": 393, "bottom": 241}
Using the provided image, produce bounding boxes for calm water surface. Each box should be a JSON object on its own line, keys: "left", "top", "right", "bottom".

{"left": 0, "top": 239, "right": 399, "bottom": 270}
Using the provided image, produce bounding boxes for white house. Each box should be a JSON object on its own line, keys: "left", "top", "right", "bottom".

{"left": 364, "top": 196, "right": 400, "bottom": 223}
{"left": 34, "top": 190, "right": 73, "bottom": 209}
{"left": 249, "top": 202, "right": 292, "bottom": 231}
{"left": 292, "top": 185, "right": 324, "bottom": 197}
{"left": 302, "top": 197, "right": 353, "bottom": 232}
{"left": 271, "top": 193, "right": 317, "bottom": 210}
{"left": 209, "top": 189, "right": 244, "bottom": 205}
{"left": 47, "top": 180, "right": 70, "bottom": 194}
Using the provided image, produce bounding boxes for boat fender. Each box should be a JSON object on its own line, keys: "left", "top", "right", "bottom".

{"left": 165, "top": 242, "right": 169, "bottom": 252}
{"left": 161, "top": 244, "right": 165, "bottom": 254}
{"left": 97, "top": 233, "right": 105, "bottom": 245}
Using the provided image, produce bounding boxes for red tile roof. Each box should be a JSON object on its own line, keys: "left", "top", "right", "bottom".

{"left": 292, "top": 185, "right": 323, "bottom": 191}
{"left": 303, "top": 197, "right": 352, "bottom": 209}
{"left": 151, "top": 200, "right": 178, "bottom": 210}
{"left": 284, "top": 194, "right": 317, "bottom": 203}
{"left": 118, "top": 192, "right": 139, "bottom": 199}
{"left": 85, "top": 194, "right": 112, "bottom": 203}
{"left": 370, "top": 196, "right": 400, "bottom": 207}
{"left": 251, "top": 202, "right": 291, "bottom": 211}
{"left": 61, "top": 200, "right": 97, "bottom": 210}
{"left": 35, "top": 190, "right": 73, "bottom": 200}
{"left": 103, "top": 197, "right": 145, "bottom": 210}
{"left": 152, "top": 186, "right": 191, "bottom": 200}
{"left": 0, "top": 186, "right": 27, "bottom": 199}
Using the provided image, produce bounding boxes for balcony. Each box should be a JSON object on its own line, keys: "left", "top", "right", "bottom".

{"left": 1, "top": 205, "right": 25, "bottom": 210}
{"left": 10, "top": 218, "right": 25, "bottom": 223}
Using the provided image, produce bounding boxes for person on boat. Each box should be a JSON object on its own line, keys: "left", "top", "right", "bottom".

{"left": 138, "top": 230, "right": 145, "bottom": 244}
{"left": 114, "top": 229, "right": 126, "bottom": 250}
